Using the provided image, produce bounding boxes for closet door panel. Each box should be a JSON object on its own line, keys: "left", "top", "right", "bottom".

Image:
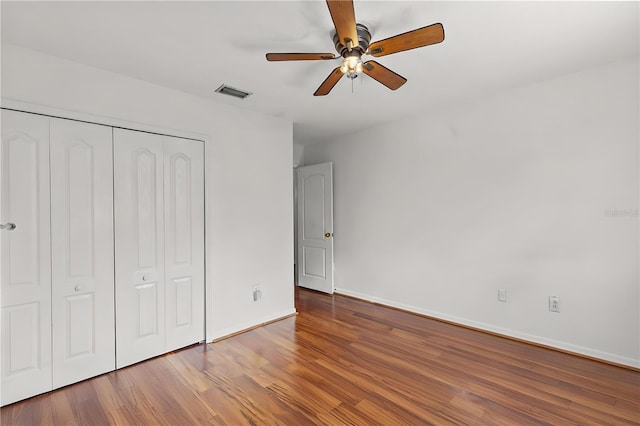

{"left": 164, "top": 136, "right": 204, "bottom": 351}
{"left": 50, "top": 118, "right": 115, "bottom": 388}
{"left": 114, "top": 129, "right": 165, "bottom": 368}
{"left": 1, "top": 110, "right": 52, "bottom": 406}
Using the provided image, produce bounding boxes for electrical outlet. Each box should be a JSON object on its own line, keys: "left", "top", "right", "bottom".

{"left": 498, "top": 289, "right": 507, "bottom": 302}
{"left": 252, "top": 284, "right": 262, "bottom": 302}
{"left": 549, "top": 296, "right": 560, "bottom": 313}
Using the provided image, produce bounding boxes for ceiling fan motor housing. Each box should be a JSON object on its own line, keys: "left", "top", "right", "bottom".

{"left": 333, "top": 23, "right": 371, "bottom": 57}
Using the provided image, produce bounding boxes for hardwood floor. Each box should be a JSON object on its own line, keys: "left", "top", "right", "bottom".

{"left": 2, "top": 288, "right": 639, "bottom": 425}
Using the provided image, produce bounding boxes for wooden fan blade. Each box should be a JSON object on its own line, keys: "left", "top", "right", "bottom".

{"left": 266, "top": 53, "right": 336, "bottom": 61}
{"left": 362, "top": 61, "right": 407, "bottom": 90}
{"left": 326, "top": 0, "right": 359, "bottom": 49}
{"left": 368, "top": 23, "right": 444, "bottom": 57}
{"left": 314, "top": 67, "right": 344, "bottom": 96}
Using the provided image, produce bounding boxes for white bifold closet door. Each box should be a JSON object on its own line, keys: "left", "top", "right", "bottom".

{"left": 163, "top": 136, "right": 205, "bottom": 352}
{"left": 114, "top": 130, "right": 165, "bottom": 367}
{"left": 114, "top": 129, "right": 204, "bottom": 368}
{"left": 49, "top": 118, "right": 115, "bottom": 388}
{"left": 1, "top": 110, "right": 52, "bottom": 406}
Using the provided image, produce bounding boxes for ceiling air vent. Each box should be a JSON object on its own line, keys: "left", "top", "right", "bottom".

{"left": 214, "top": 84, "right": 252, "bottom": 99}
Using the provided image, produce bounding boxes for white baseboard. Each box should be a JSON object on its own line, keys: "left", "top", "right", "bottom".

{"left": 335, "top": 288, "right": 639, "bottom": 369}
{"left": 207, "top": 308, "right": 297, "bottom": 342}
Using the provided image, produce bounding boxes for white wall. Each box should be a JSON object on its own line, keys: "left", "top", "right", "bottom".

{"left": 293, "top": 143, "right": 304, "bottom": 168}
{"left": 304, "top": 59, "right": 640, "bottom": 367}
{"left": 2, "top": 43, "right": 295, "bottom": 341}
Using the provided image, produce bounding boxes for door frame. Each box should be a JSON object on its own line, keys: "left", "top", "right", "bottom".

{"left": 0, "top": 101, "right": 210, "bottom": 342}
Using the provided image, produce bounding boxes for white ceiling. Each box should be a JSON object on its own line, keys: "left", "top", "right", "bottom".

{"left": 2, "top": 1, "right": 638, "bottom": 145}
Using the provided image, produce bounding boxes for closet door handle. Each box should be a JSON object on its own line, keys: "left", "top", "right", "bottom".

{"left": 0, "top": 223, "right": 16, "bottom": 231}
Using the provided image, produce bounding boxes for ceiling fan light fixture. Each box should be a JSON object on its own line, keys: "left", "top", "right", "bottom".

{"left": 340, "top": 55, "right": 363, "bottom": 78}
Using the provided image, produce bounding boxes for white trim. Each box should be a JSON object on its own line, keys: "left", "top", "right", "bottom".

{"left": 207, "top": 308, "right": 297, "bottom": 342}
{"left": 1, "top": 98, "right": 207, "bottom": 142}
{"left": 335, "top": 287, "right": 640, "bottom": 369}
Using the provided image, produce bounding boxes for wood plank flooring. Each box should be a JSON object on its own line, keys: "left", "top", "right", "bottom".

{"left": 2, "top": 288, "right": 639, "bottom": 425}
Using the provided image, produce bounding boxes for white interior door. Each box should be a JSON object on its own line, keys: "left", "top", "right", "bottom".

{"left": 297, "top": 162, "right": 334, "bottom": 293}
{"left": 163, "top": 136, "right": 204, "bottom": 352}
{"left": 50, "top": 118, "right": 115, "bottom": 388}
{"left": 114, "top": 129, "right": 165, "bottom": 368}
{"left": 1, "top": 110, "right": 52, "bottom": 405}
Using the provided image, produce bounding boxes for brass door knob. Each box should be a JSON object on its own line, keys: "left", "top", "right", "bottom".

{"left": 325, "top": 232, "right": 331, "bottom": 238}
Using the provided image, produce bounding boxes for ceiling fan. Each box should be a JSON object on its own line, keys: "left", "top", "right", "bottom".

{"left": 266, "top": 0, "right": 445, "bottom": 96}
